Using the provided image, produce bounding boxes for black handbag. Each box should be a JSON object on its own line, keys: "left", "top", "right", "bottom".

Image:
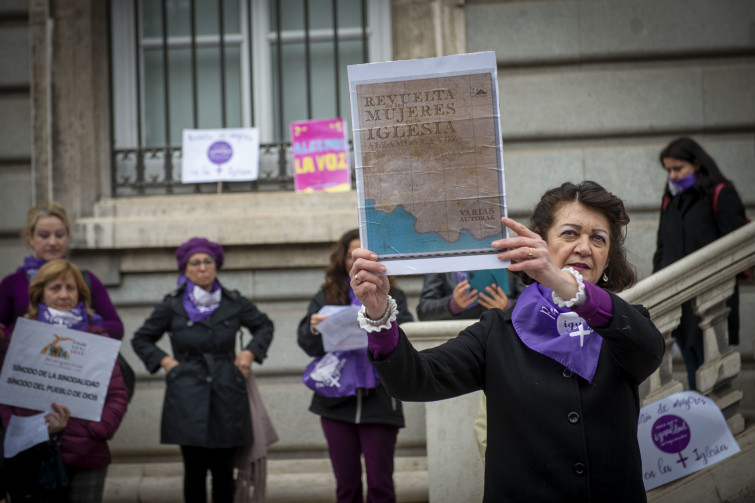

{"left": 5, "top": 439, "right": 69, "bottom": 497}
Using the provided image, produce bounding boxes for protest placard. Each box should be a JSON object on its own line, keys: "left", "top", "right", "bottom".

{"left": 182, "top": 128, "right": 260, "bottom": 183}
{"left": 348, "top": 51, "right": 509, "bottom": 275}
{"left": 0, "top": 318, "right": 121, "bottom": 422}
{"left": 638, "top": 390, "right": 740, "bottom": 490}
{"left": 291, "top": 118, "right": 351, "bottom": 192}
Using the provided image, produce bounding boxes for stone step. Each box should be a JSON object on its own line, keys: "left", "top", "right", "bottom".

{"left": 104, "top": 456, "right": 429, "bottom": 503}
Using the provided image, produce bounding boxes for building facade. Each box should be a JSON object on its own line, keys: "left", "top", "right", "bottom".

{"left": 1, "top": 0, "right": 753, "bottom": 475}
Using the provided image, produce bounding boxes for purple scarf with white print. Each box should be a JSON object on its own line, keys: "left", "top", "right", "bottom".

{"left": 37, "top": 302, "right": 103, "bottom": 331}
{"left": 511, "top": 283, "right": 603, "bottom": 383}
{"left": 180, "top": 277, "right": 222, "bottom": 322}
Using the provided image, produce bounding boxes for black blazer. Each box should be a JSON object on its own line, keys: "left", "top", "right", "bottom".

{"left": 371, "top": 291, "right": 664, "bottom": 502}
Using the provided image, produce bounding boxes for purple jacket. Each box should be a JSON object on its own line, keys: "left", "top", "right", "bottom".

{"left": 0, "top": 325, "right": 129, "bottom": 470}
{"left": 0, "top": 267, "right": 124, "bottom": 340}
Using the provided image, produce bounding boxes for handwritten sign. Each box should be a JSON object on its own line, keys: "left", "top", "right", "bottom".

{"left": 290, "top": 118, "right": 351, "bottom": 192}
{"left": 637, "top": 391, "right": 740, "bottom": 490}
{"left": 182, "top": 128, "right": 260, "bottom": 183}
{"left": 0, "top": 318, "right": 121, "bottom": 422}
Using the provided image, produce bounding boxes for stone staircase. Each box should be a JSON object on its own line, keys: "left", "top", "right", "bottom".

{"left": 104, "top": 455, "right": 428, "bottom": 502}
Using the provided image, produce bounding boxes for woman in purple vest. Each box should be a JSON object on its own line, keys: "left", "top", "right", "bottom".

{"left": 297, "top": 228, "right": 413, "bottom": 503}
{"left": 0, "top": 203, "right": 123, "bottom": 339}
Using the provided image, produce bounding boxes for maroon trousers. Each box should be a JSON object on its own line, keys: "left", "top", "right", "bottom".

{"left": 320, "top": 417, "right": 399, "bottom": 503}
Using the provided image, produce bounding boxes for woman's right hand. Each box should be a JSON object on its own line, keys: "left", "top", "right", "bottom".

{"left": 45, "top": 402, "right": 70, "bottom": 434}
{"left": 310, "top": 313, "right": 329, "bottom": 333}
{"left": 160, "top": 355, "right": 180, "bottom": 374}
{"left": 349, "top": 248, "right": 390, "bottom": 319}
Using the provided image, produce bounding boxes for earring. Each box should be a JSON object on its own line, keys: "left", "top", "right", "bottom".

{"left": 602, "top": 272, "right": 608, "bottom": 283}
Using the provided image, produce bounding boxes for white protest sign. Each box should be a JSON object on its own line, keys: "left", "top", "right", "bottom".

{"left": 181, "top": 128, "right": 260, "bottom": 183}
{"left": 638, "top": 390, "right": 740, "bottom": 490}
{"left": 0, "top": 318, "right": 121, "bottom": 422}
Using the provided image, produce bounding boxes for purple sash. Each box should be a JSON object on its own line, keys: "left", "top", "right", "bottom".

{"left": 511, "top": 284, "right": 603, "bottom": 383}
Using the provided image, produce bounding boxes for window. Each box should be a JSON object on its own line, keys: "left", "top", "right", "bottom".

{"left": 110, "top": 0, "right": 390, "bottom": 195}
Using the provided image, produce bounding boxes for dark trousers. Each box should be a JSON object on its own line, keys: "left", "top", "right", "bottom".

{"left": 321, "top": 417, "right": 399, "bottom": 503}
{"left": 180, "top": 445, "right": 237, "bottom": 503}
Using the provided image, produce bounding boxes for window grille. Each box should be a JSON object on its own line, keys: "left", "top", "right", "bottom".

{"left": 110, "top": 0, "right": 387, "bottom": 196}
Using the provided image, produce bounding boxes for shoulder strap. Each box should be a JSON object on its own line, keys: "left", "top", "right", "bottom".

{"left": 662, "top": 195, "right": 670, "bottom": 212}
{"left": 712, "top": 183, "right": 725, "bottom": 221}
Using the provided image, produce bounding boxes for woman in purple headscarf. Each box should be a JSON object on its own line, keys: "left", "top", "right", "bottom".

{"left": 349, "top": 181, "right": 664, "bottom": 502}
{"left": 0, "top": 202, "right": 123, "bottom": 339}
{"left": 131, "top": 237, "right": 274, "bottom": 503}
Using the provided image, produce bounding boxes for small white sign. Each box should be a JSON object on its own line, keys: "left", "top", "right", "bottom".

{"left": 182, "top": 128, "right": 260, "bottom": 183}
{"left": 0, "top": 318, "right": 121, "bottom": 422}
{"left": 638, "top": 390, "right": 740, "bottom": 490}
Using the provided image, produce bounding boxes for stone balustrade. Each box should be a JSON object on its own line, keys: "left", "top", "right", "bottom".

{"left": 621, "top": 221, "right": 755, "bottom": 433}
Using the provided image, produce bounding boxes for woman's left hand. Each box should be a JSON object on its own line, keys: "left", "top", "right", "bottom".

{"left": 235, "top": 349, "right": 255, "bottom": 378}
{"left": 492, "top": 217, "right": 579, "bottom": 301}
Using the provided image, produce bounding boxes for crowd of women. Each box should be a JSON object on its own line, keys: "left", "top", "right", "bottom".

{"left": 0, "top": 136, "right": 748, "bottom": 502}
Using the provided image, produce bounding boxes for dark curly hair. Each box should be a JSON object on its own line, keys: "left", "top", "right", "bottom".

{"left": 322, "top": 228, "right": 396, "bottom": 305}
{"left": 523, "top": 180, "right": 636, "bottom": 292}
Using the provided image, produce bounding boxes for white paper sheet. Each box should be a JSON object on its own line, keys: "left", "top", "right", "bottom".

{"left": 3, "top": 412, "right": 49, "bottom": 458}
{"left": 316, "top": 305, "right": 366, "bottom": 352}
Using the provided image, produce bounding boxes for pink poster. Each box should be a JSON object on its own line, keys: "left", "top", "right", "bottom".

{"left": 291, "top": 118, "right": 351, "bottom": 192}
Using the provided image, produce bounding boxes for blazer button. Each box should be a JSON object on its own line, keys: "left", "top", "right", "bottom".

{"left": 562, "top": 368, "right": 574, "bottom": 378}
{"left": 206, "top": 376, "right": 213, "bottom": 382}
{"left": 224, "top": 320, "right": 230, "bottom": 326}
{"left": 187, "top": 321, "right": 194, "bottom": 327}
{"left": 573, "top": 463, "right": 586, "bottom": 476}
{"left": 568, "top": 412, "right": 580, "bottom": 424}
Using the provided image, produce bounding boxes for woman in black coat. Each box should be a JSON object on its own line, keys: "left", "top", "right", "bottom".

{"left": 297, "top": 228, "right": 413, "bottom": 503}
{"left": 132, "top": 238, "right": 274, "bottom": 503}
{"left": 350, "top": 181, "right": 664, "bottom": 501}
{"left": 653, "top": 137, "right": 748, "bottom": 390}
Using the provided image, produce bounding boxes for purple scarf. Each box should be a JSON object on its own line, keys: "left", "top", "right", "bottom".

{"left": 181, "top": 278, "right": 222, "bottom": 322}
{"left": 511, "top": 284, "right": 603, "bottom": 383}
{"left": 37, "top": 302, "right": 103, "bottom": 331}
{"left": 23, "top": 256, "right": 48, "bottom": 281}
{"left": 668, "top": 172, "right": 696, "bottom": 196}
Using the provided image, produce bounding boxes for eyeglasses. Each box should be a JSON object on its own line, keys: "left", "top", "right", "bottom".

{"left": 187, "top": 258, "right": 215, "bottom": 268}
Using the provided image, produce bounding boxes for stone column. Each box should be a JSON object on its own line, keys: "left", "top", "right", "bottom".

{"left": 640, "top": 307, "right": 684, "bottom": 406}
{"left": 391, "top": 0, "right": 466, "bottom": 61}
{"left": 29, "top": 0, "right": 111, "bottom": 219}
{"left": 693, "top": 278, "right": 744, "bottom": 434}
